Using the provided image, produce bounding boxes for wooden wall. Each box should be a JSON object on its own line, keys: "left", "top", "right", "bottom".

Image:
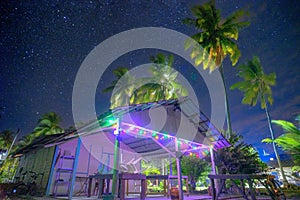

{"left": 15, "top": 146, "right": 55, "bottom": 192}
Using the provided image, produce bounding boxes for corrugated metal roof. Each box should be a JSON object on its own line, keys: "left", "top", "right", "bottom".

{"left": 13, "top": 98, "right": 230, "bottom": 158}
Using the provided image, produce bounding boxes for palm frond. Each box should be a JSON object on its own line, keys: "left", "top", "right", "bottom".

{"left": 184, "top": 0, "right": 248, "bottom": 72}
{"left": 261, "top": 138, "right": 273, "bottom": 143}
{"left": 272, "top": 120, "right": 300, "bottom": 135}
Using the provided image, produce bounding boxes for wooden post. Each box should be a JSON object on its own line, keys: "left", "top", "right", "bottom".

{"left": 69, "top": 138, "right": 82, "bottom": 200}
{"left": 141, "top": 178, "right": 146, "bottom": 200}
{"left": 210, "top": 177, "right": 216, "bottom": 200}
{"left": 112, "top": 118, "right": 120, "bottom": 198}
{"left": 175, "top": 138, "right": 184, "bottom": 200}
{"left": 87, "top": 144, "right": 92, "bottom": 175}
{"left": 87, "top": 177, "right": 92, "bottom": 197}
{"left": 169, "top": 154, "right": 173, "bottom": 175}
{"left": 210, "top": 146, "right": 219, "bottom": 195}
{"left": 210, "top": 147, "right": 216, "bottom": 174}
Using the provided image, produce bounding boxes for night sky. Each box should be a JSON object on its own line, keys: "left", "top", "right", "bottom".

{"left": 1, "top": 0, "right": 299, "bottom": 158}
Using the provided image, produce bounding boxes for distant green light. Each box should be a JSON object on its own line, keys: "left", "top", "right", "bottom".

{"left": 108, "top": 119, "right": 115, "bottom": 124}
{"left": 99, "top": 116, "right": 118, "bottom": 127}
{"left": 152, "top": 131, "right": 157, "bottom": 137}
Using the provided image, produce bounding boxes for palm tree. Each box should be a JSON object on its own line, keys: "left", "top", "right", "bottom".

{"left": 183, "top": 0, "right": 249, "bottom": 138}
{"left": 103, "top": 54, "right": 188, "bottom": 107}
{"left": 134, "top": 53, "right": 188, "bottom": 103}
{"left": 262, "top": 116, "right": 300, "bottom": 164}
{"left": 231, "top": 56, "right": 288, "bottom": 185}
{"left": 0, "top": 129, "right": 19, "bottom": 158}
{"left": 7, "top": 133, "right": 32, "bottom": 157}
{"left": 103, "top": 67, "right": 136, "bottom": 108}
{"left": 0, "top": 130, "right": 14, "bottom": 149}
{"left": 33, "top": 112, "right": 64, "bottom": 137}
{"left": 16, "top": 134, "right": 34, "bottom": 149}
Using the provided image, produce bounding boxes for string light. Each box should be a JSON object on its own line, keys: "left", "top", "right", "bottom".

{"left": 152, "top": 131, "right": 157, "bottom": 137}
{"left": 118, "top": 122, "right": 211, "bottom": 157}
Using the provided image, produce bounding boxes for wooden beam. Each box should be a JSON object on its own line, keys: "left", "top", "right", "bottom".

{"left": 152, "top": 137, "right": 176, "bottom": 158}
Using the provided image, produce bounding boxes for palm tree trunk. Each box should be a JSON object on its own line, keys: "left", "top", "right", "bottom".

{"left": 219, "top": 65, "right": 232, "bottom": 139}
{"left": 264, "top": 103, "right": 288, "bottom": 186}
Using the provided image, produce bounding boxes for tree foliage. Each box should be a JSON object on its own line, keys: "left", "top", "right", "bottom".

{"left": 181, "top": 156, "right": 211, "bottom": 183}
{"left": 262, "top": 116, "right": 300, "bottom": 164}
{"left": 33, "top": 112, "right": 64, "bottom": 137}
{"left": 231, "top": 56, "right": 276, "bottom": 109}
{"left": 12, "top": 112, "right": 64, "bottom": 154}
{"left": 102, "top": 67, "right": 136, "bottom": 108}
{"left": 231, "top": 56, "right": 288, "bottom": 185}
{"left": 183, "top": 0, "right": 249, "bottom": 138}
{"left": 103, "top": 53, "right": 188, "bottom": 108}
{"left": 0, "top": 130, "right": 18, "bottom": 182}
{"left": 216, "top": 131, "right": 267, "bottom": 174}
{"left": 0, "top": 130, "right": 14, "bottom": 149}
{"left": 134, "top": 53, "right": 188, "bottom": 104}
{"left": 183, "top": 0, "right": 249, "bottom": 72}
{"left": 141, "top": 160, "right": 161, "bottom": 176}
{"left": 15, "top": 134, "right": 34, "bottom": 150}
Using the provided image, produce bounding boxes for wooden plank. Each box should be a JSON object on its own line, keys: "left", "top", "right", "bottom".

{"left": 229, "top": 179, "right": 249, "bottom": 200}
{"left": 120, "top": 173, "right": 146, "bottom": 180}
{"left": 208, "top": 174, "right": 271, "bottom": 200}
{"left": 146, "top": 175, "right": 168, "bottom": 179}
{"left": 87, "top": 177, "right": 92, "bottom": 197}
{"left": 210, "top": 178, "right": 216, "bottom": 200}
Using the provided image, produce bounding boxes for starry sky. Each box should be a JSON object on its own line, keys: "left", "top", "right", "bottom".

{"left": 0, "top": 0, "right": 299, "bottom": 158}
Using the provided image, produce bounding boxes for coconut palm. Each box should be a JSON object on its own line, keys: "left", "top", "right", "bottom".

{"left": 33, "top": 112, "right": 64, "bottom": 137}
{"left": 262, "top": 116, "right": 300, "bottom": 164}
{"left": 103, "top": 67, "right": 136, "bottom": 108}
{"left": 134, "top": 53, "right": 188, "bottom": 103}
{"left": 103, "top": 54, "right": 188, "bottom": 107}
{"left": 16, "top": 134, "right": 34, "bottom": 149}
{"left": 0, "top": 130, "right": 14, "bottom": 149}
{"left": 183, "top": 0, "right": 249, "bottom": 138}
{"left": 231, "top": 56, "right": 288, "bottom": 185}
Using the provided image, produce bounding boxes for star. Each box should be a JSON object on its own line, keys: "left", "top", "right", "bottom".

{"left": 0, "top": 0, "right": 298, "bottom": 155}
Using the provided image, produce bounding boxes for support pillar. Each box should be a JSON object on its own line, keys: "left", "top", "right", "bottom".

{"left": 210, "top": 146, "right": 218, "bottom": 196}
{"left": 112, "top": 118, "right": 120, "bottom": 198}
{"left": 210, "top": 147, "right": 216, "bottom": 175}
{"left": 169, "top": 154, "right": 173, "bottom": 175}
{"left": 175, "top": 138, "right": 183, "bottom": 200}
{"left": 46, "top": 146, "right": 59, "bottom": 196}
